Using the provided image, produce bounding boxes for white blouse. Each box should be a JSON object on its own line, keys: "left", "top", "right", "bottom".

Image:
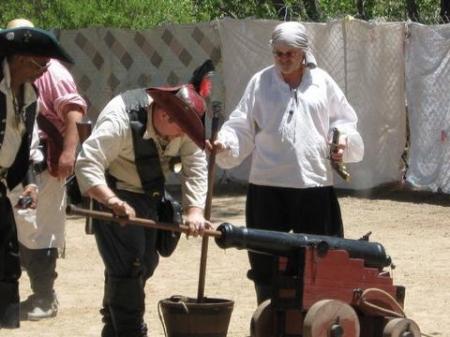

{"left": 216, "top": 65, "right": 364, "bottom": 189}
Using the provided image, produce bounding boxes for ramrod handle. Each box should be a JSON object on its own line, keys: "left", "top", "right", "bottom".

{"left": 215, "top": 223, "right": 391, "bottom": 269}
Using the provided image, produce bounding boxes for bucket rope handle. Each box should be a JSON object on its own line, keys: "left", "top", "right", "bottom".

{"left": 157, "top": 297, "right": 191, "bottom": 337}
{"left": 157, "top": 300, "right": 169, "bottom": 337}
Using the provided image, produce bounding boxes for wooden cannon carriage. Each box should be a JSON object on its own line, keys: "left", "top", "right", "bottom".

{"left": 215, "top": 223, "right": 421, "bottom": 337}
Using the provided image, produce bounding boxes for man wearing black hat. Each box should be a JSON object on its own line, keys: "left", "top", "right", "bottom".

{"left": 75, "top": 73, "right": 211, "bottom": 336}
{"left": 6, "top": 18, "right": 87, "bottom": 322}
{"left": 0, "top": 26, "right": 74, "bottom": 329}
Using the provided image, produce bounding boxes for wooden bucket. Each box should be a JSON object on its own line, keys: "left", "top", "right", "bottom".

{"left": 159, "top": 295, "right": 234, "bottom": 337}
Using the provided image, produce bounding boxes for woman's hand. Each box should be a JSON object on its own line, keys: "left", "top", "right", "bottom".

{"left": 330, "top": 135, "right": 347, "bottom": 162}
{"left": 205, "top": 139, "right": 228, "bottom": 154}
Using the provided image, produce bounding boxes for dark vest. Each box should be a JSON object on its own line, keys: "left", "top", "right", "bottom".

{"left": 0, "top": 61, "right": 37, "bottom": 190}
{"left": 120, "top": 88, "right": 164, "bottom": 198}
{"left": 118, "top": 89, "right": 182, "bottom": 257}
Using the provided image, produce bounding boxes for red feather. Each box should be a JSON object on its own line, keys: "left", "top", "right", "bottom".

{"left": 198, "top": 76, "right": 212, "bottom": 98}
{"left": 189, "top": 59, "right": 215, "bottom": 98}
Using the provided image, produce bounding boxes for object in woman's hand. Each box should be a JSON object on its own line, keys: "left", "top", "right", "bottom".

{"left": 330, "top": 128, "right": 350, "bottom": 182}
{"left": 17, "top": 195, "right": 33, "bottom": 209}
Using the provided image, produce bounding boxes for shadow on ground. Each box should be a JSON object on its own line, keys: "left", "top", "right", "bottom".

{"left": 337, "top": 182, "right": 450, "bottom": 207}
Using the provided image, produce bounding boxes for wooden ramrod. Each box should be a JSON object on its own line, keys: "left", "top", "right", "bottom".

{"left": 67, "top": 204, "right": 390, "bottom": 269}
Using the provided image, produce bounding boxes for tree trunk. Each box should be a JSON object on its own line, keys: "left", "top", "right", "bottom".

{"left": 406, "top": 0, "right": 420, "bottom": 22}
{"left": 356, "top": 0, "right": 366, "bottom": 19}
{"left": 271, "top": 0, "right": 288, "bottom": 20}
{"left": 441, "top": 0, "right": 450, "bottom": 23}
{"left": 303, "top": 0, "right": 321, "bottom": 21}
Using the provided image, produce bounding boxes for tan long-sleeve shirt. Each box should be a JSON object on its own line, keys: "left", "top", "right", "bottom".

{"left": 75, "top": 93, "right": 207, "bottom": 209}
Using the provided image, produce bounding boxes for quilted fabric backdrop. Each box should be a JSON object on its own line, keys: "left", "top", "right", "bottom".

{"left": 52, "top": 19, "right": 449, "bottom": 192}
{"left": 58, "top": 22, "right": 222, "bottom": 119}
{"left": 406, "top": 23, "right": 450, "bottom": 193}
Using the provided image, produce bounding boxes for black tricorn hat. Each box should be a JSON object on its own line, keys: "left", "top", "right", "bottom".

{"left": 0, "top": 27, "right": 74, "bottom": 64}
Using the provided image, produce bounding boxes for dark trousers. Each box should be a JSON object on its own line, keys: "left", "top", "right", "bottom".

{"left": 245, "top": 184, "right": 343, "bottom": 304}
{"left": 93, "top": 189, "right": 159, "bottom": 337}
{"left": 0, "top": 182, "right": 21, "bottom": 328}
{"left": 19, "top": 243, "right": 58, "bottom": 300}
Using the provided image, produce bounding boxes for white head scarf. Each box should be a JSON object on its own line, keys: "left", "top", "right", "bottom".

{"left": 270, "top": 21, "right": 317, "bottom": 68}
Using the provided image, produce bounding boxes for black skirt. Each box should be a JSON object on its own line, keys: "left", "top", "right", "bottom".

{"left": 245, "top": 183, "right": 343, "bottom": 284}
{"left": 246, "top": 183, "right": 343, "bottom": 237}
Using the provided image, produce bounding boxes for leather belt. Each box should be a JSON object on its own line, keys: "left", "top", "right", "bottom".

{"left": 33, "top": 161, "right": 47, "bottom": 174}
{"left": 0, "top": 169, "right": 6, "bottom": 198}
{"left": 0, "top": 166, "right": 7, "bottom": 180}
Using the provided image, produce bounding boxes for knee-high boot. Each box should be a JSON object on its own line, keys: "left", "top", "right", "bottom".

{"left": 254, "top": 283, "right": 272, "bottom": 306}
{"left": 108, "top": 276, "right": 147, "bottom": 337}
{"left": 23, "top": 247, "right": 58, "bottom": 302}
{"left": 100, "top": 274, "right": 115, "bottom": 337}
{"left": 0, "top": 281, "right": 20, "bottom": 328}
{"left": 19, "top": 246, "right": 58, "bottom": 320}
{"left": 0, "top": 187, "right": 21, "bottom": 328}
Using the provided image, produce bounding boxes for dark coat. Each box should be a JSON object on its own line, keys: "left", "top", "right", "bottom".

{"left": 0, "top": 57, "right": 38, "bottom": 190}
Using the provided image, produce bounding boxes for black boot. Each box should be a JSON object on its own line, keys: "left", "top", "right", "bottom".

{"left": 0, "top": 281, "right": 20, "bottom": 329}
{"left": 100, "top": 274, "right": 115, "bottom": 337}
{"left": 26, "top": 291, "right": 58, "bottom": 321}
{"left": 108, "top": 276, "right": 147, "bottom": 337}
{"left": 140, "top": 322, "right": 148, "bottom": 337}
{"left": 100, "top": 307, "right": 115, "bottom": 337}
{"left": 254, "top": 283, "right": 272, "bottom": 305}
{"left": 20, "top": 246, "right": 58, "bottom": 321}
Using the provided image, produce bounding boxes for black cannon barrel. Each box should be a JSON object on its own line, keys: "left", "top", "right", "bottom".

{"left": 215, "top": 223, "right": 391, "bottom": 268}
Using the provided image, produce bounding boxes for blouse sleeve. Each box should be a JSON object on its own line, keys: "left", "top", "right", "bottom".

{"left": 327, "top": 75, "right": 364, "bottom": 163}
{"left": 216, "top": 77, "right": 257, "bottom": 169}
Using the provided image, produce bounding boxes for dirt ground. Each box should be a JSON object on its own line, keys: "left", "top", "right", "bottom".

{"left": 1, "top": 184, "right": 449, "bottom": 337}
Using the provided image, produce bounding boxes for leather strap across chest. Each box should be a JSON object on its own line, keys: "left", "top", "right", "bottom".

{"left": 121, "top": 88, "right": 165, "bottom": 199}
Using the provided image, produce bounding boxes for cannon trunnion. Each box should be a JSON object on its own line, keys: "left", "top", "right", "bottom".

{"left": 215, "top": 223, "right": 421, "bottom": 337}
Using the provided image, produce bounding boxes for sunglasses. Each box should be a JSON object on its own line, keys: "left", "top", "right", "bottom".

{"left": 272, "top": 50, "right": 299, "bottom": 58}
{"left": 29, "top": 58, "right": 49, "bottom": 71}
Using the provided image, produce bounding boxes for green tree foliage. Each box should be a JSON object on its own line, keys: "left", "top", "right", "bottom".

{"left": 192, "top": 0, "right": 278, "bottom": 21}
{"left": 0, "top": 0, "right": 445, "bottom": 29}
{"left": 316, "top": 0, "right": 440, "bottom": 22}
{"left": 0, "top": 0, "right": 197, "bottom": 29}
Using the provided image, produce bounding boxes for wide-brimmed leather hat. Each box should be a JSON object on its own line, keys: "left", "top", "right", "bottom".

{"left": 0, "top": 27, "right": 74, "bottom": 64}
{"left": 147, "top": 85, "right": 206, "bottom": 149}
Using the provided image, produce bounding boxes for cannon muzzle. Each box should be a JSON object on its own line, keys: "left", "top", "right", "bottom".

{"left": 215, "top": 223, "right": 391, "bottom": 268}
